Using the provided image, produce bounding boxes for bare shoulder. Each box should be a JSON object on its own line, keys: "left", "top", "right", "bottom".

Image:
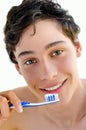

{"left": 13, "top": 86, "right": 37, "bottom": 102}
{"left": 13, "top": 86, "right": 31, "bottom": 100}
{"left": 13, "top": 86, "right": 28, "bottom": 97}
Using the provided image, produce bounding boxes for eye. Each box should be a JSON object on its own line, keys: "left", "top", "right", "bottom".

{"left": 51, "top": 50, "right": 63, "bottom": 57}
{"left": 24, "top": 58, "right": 37, "bottom": 65}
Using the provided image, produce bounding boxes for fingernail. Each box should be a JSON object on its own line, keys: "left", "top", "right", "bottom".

{"left": 17, "top": 105, "right": 23, "bottom": 113}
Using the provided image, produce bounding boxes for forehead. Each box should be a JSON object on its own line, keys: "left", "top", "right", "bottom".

{"left": 19, "top": 19, "right": 63, "bottom": 43}
{"left": 21, "top": 19, "right": 62, "bottom": 38}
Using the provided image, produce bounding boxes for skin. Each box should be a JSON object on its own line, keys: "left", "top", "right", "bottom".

{"left": 0, "top": 19, "right": 86, "bottom": 130}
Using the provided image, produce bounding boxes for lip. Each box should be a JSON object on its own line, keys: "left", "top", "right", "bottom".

{"left": 40, "top": 79, "right": 67, "bottom": 94}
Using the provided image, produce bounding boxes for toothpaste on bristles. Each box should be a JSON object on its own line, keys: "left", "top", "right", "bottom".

{"left": 44, "top": 93, "right": 60, "bottom": 102}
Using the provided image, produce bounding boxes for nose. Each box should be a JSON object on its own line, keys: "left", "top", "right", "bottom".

{"left": 40, "top": 59, "right": 58, "bottom": 81}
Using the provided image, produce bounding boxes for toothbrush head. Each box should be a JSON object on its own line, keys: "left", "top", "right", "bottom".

{"left": 45, "top": 94, "right": 60, "bottom": 102}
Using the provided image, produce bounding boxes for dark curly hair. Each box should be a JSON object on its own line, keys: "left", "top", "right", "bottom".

{"left": 4, "top": 0, "right": 80, "bottom": 64}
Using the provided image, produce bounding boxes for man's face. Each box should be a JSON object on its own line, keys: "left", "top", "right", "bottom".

{"left": 14, "top": 19, "right": 81, "bottom": 104}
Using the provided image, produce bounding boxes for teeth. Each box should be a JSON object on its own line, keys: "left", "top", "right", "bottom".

{"left": 44, "top": 84, "right": 62, "bottom": 91}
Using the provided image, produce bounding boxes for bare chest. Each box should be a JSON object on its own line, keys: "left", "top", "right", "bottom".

{"left": 14, "top": 114, "right": 86, "bottom": 130}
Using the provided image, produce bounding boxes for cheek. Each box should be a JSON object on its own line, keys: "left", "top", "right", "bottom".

{"left": 58, "top": 54, "right": 77, "bottom": 73}
{"left": 20, "top": 67, "right": 40, "bottom": 85}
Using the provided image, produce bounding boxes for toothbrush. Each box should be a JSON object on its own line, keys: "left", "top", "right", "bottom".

{"left": 9, "top": 94, "right": 60, "bottom": 108}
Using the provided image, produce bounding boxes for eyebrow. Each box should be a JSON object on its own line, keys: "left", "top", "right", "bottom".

{"left": 18, "top": 40, "right": 65, "bottom": 58}
{"left": 18, "top": 50, "right": 35, "bottom": 58}
{"left": 45, "top": 40, "right": 65, "bottom": 50}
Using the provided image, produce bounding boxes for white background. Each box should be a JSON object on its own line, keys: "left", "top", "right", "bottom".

{"left": 0, "top": 0, "right": 86, "bottom": 91}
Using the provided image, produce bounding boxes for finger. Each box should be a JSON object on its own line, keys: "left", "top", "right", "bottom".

{"left": 0, "top": 96, "right": 10, "bottom": 119}
{"left": 0, "top": 90, "right": 23, "bottom": 113}
{"left": 9, "top": 93, "right": 23, "bottom": 113}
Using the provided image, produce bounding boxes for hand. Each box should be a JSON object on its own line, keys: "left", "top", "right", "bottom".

{"left": 0, "top": 90, "right": 23, "bottom": 120}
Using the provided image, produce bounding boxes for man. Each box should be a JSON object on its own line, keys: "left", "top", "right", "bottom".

{"left": 0, "top": 0, "right": 86, "bottom": 129}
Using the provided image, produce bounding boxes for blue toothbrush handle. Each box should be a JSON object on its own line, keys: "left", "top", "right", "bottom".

{"left": 21, "top": 101, "right": 31, "bottom": 108}
{"left": 9, "top": 101, "right": 31, "bottom": 108}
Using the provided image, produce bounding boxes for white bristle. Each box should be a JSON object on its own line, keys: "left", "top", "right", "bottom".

{"left": 45, "top": 94, "right": 60, "bottom": 102}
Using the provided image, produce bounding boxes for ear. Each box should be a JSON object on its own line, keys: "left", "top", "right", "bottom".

{"left": 15, "top": 64, "right": 22, "bottom": 75}
{"left": 75, "top": 40, "right": 82, "bottom": 57}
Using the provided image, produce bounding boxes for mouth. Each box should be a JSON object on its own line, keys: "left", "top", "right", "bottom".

{"left": 40, "top": 79, "right": 67, "bottom": 93}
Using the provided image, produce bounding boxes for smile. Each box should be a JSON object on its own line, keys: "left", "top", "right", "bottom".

{"left": 41, "top": 79, "right": 67, "bottom": 93}
{"left": 44, "top": 83, "right": 62, "bottom": 91}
